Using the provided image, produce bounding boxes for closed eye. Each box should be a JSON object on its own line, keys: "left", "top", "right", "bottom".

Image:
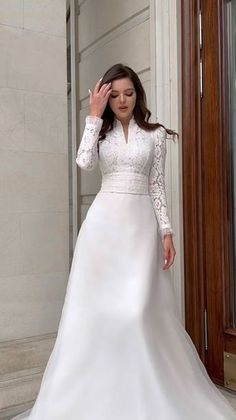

{"left": 110, "top": 93, "right": 134, "bottom": 98}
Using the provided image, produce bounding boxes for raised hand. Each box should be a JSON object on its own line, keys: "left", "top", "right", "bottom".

{"left": 88, "top": 78, "right": 112, "bottom": 118}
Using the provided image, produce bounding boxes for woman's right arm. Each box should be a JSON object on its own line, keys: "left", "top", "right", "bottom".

{"left": 76, "top": 78, "right": 112, "bottom": 171}
{"left": 76, "top": 115, "right": 103, "bottom": 171}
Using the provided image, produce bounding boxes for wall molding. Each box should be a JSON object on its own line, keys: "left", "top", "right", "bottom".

{"left": 68, "top": 0, "right": 80, "bottom": 246}
{"left": 78, "top": 7, "right": 149, "bottom": 61}
{"left": 150, "top": 0, "right": 184, "bottom": 321}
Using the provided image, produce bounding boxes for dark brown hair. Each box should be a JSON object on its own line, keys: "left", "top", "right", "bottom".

{"left": 98, "top": 63, "right": 179, "bottom": 142}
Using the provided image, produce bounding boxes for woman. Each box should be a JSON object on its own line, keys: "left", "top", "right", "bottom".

{"left": 12, "top": 63, "right": 236, "bottom": 419}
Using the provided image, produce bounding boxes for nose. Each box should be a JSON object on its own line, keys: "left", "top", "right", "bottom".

{"left": 119, "top": 94, "right": 126, "bottom": 103}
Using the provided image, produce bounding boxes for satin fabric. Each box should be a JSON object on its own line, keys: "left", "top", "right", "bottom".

{"left": 11, "top": 191, "right": 236, "bottom": 419}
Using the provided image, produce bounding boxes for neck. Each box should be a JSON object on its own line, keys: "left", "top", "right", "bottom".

{"left": 115, "top": 115, "right": 134, "bottom": 127}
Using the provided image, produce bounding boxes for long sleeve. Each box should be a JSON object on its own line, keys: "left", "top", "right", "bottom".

{"left": 76, "top": 115, "right": 103, "bottom": 171}
{"left": 148, "top": 126, "right": 175, "bottom": 240}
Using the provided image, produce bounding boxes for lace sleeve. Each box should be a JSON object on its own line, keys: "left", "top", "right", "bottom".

{"left": 148, "top": 126, "right": 175, "bottom": 240}
{"left": 76, "top": 115, "right": 103, "bottom": 171}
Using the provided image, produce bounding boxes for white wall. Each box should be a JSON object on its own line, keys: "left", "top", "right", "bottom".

{"left": 152, "top": 0, "right": 184, "bottom": 322}
{"left": 0, "top": 1, "right": 69, "bottom": 418}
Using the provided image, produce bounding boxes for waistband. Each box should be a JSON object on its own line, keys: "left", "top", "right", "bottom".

{"left": 100, "top": 172, "right": 149, "bottom": 195}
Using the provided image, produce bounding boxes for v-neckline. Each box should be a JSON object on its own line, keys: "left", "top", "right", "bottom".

{"left": 114, "top": 116, "right": 136, "bottom": 145}
{"left": 123, "top": 128, "right": 129, "bottom": 144}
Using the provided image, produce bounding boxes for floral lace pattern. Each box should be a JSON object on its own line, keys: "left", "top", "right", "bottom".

{"left": 148, "top": 126, "right": 175, "bottom": 239}
{"left": 76, "top": 115, "right": 174, "bottom": 239}
{"left": 75, "top": 116, "right": 103, "bottom": 170}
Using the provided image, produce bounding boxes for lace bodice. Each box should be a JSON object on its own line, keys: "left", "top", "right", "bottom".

{"left": 76, "top": 115, "right": 174, "bottom": 239}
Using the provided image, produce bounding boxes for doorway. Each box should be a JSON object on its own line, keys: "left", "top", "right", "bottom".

{"left": 182, "top": 0, "right": 236, "bottom": 390}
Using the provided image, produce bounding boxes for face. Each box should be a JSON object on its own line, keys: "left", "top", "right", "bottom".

{"left": 108, "top": 77, "right": 136, "bottom": 123}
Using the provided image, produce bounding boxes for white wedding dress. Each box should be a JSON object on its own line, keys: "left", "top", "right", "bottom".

{"left": 11, "top": 115, "right": 236, "bottom": 419}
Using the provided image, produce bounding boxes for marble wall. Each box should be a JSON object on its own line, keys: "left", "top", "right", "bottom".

{"left": 0, "top": 1, "right": 69, "bottom": 418}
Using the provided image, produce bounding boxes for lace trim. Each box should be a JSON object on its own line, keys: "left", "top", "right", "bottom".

{"left": 161, "top": 228, "right": 175, "bottom": 240}
{"left": 86, "top": 115, "right": 103, "bottom": 126}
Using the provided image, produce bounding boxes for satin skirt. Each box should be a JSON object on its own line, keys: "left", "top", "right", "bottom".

{"left": 11, "top": 191, "right": 236, "bottom": 420}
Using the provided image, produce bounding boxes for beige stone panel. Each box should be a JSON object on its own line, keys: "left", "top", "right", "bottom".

{"left": 2, "top": 26, "right": 67, "bottom": 94}
{"left": 0, "top": 271, "right": 68, "bottom": 341}
{"left": 0, "top": 213, "right": 22, "bottom": 278}
{"left": 0, "top": 151, "right": 68, "bottom": 213}
{"left": 24, "top": 0, "right": 66, "bottom": 37}
{"left": 1, "top": 401, "right": 34, "bottom": 419}
{"left": 0, "top": 334, "right": 55, "bottom": 379}
{"left": 0, "top": 0, "right": 23, "bottom": 27}
{"left": 79, "top": 0, "right": 149, "bottom": 52}
{"left": 20, "top": 211, "right": 69, "bottom": 275}
{"left": 80, "top": 203, "right": 90, "bottom": 224}
{"left": 0, "top": 335, "right": 54, "bottom": 414}
{"left": 0, "top": 42, "right": 8, "bottom": 87}
{"left": 79, "top": 105, "right": 91, "bottom": 136}
{"left": 0, "top": 26, "right": 23, "bottom": 90}
{"left": 0, "top": 371, "right": 41, "bottom": 413}
{"left": 24, "top": 92, "right": 68, "bottom": 153}
{"left": 0, "top": 88, "right": 24, "bottom": 151}
{"left": 80, "top": 166, "right": 101, "bottom": 196}
{"left": 79, "top": 20, "right": 150, "bottom": 100}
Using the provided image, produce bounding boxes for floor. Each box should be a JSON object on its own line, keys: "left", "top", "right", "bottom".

{"left": 1, "top": 387, "right": 236, "bottom": 420}
{"left": 217, "top": 385, "right": 236, "bottom": 411}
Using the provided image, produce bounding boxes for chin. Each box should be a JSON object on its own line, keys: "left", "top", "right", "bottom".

{"left": 117, "top": 110, "right": 131, "bottom": 117}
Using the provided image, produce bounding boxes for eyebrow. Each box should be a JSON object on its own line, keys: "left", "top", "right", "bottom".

{"left": 111, "top": 88, "right": 135, "bottom": 92}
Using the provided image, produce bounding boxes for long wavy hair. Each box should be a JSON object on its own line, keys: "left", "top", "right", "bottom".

{"left": 97, "top": 63, "right": 179, "bottom": 142}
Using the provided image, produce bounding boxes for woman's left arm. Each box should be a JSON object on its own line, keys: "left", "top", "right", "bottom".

{"left": 148, "top": 126, "right": 176, "bottom": 270}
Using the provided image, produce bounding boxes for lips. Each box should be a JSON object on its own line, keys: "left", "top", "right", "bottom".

{"left": 119, "top": 107, "right": 128, "bottom": 110}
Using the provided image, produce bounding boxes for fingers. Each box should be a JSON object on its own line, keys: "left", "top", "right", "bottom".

{"left": 162, "top": 248, "right": 176, "bottom": 270}
{"left": 166, "top": 254, "right": 175, "bottom": 269}
{"left": 90, "top": 80, "right": 112, "bottom": 97}
{"left": 98, "top": 82, "right": 112, "bottom": 96}
{"left": 103, "top": 83, "right": 112, "bottom": 99}
{"left": 163, "top": 258, "right": 172, "bottom": 270}
{"left": 163, "top": 258, "right": 171, "bottom": 270}
{"left": 93, "top": 78, "right": 103, "bottom": 95}
{"left": 88, "top": 80, "right": 112, "bottom": 118}
{"left": 88, "top": 88, "right": 92, "bottom": 104}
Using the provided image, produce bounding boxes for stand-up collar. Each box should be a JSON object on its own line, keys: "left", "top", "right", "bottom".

{"left": 113, "top": 115, "right": 136, "bottom": 129}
